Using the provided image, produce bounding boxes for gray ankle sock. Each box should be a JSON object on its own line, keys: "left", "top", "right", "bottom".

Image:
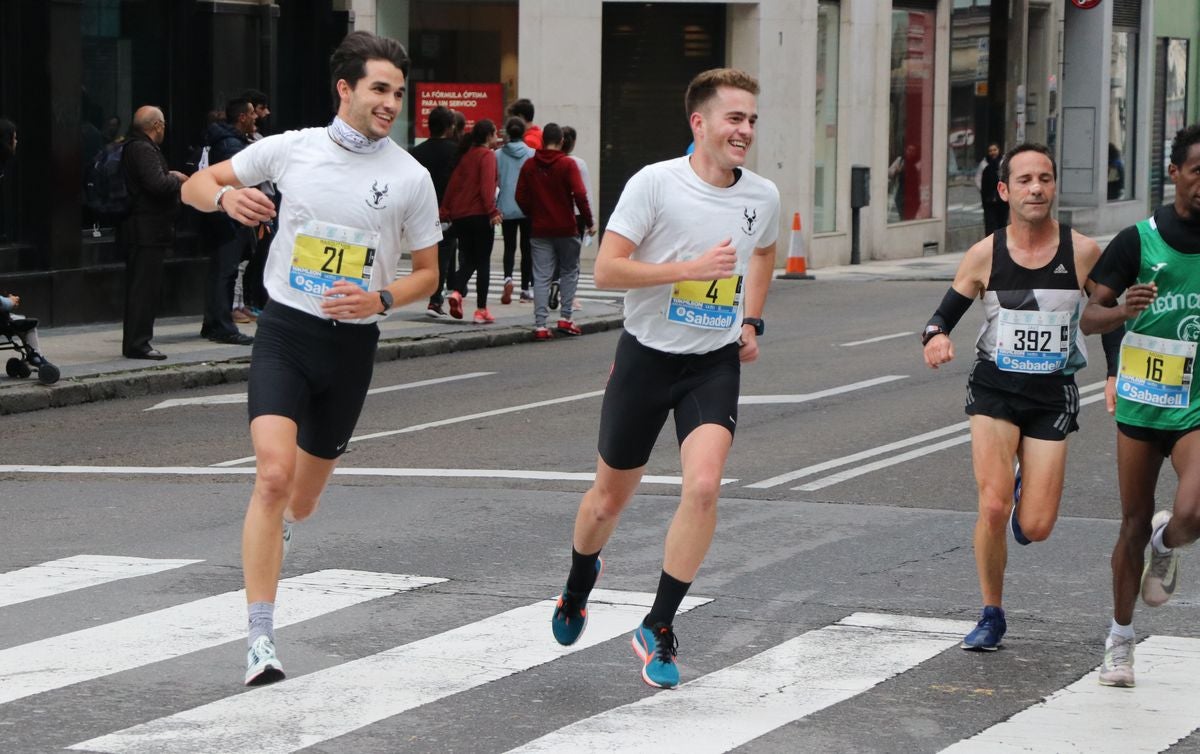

{"left": 248, "top": 601, "right": 275, "bottom": 646}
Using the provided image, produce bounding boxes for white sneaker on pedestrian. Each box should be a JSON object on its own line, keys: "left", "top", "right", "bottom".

{"left": 1141, "top": 511, "right": 1180, "bottom": 607}
{"left": 245, "top": 635, "right": 285, "bottom": 686}
{"left": 1098, "top": 633, "right": 1135, "bottom": 688}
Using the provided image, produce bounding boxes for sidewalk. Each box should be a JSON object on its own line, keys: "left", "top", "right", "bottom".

{"left": 0, "top": 284, "right": 625, "bottom": 415}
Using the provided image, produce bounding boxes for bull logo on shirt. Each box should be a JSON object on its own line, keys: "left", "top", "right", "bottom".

{"left": 742, "top": 207, "right": 757, "bottom": 236}
{"left": 366, "top": 181, "right": 389, "bottom": 209}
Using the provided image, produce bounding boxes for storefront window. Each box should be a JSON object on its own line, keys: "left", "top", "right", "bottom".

{"left": 947, "top": 0, "right": 998, "bottom": 234}
{"left": 1108, "top": 30, "right": 1137, "bottom": 202}
{"left": 812, "top": 1, "right": 839, "bottom": 233}
{"left": 888, "top": 6, "right": 936, "bottom": 223}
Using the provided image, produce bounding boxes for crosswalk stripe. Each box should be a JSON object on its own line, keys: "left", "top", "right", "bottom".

{"left": 507, "top": 612, "right": 975, "bottom": 753}
{"left": 71, "top": 590, "right": 712, "bottom": 754}
{"left": 0, "top": 555, "right": 201, "bottom": 609}
{"left": 941, "top": 635, "right": 1200, "bottom": 753}
{"left": 0, "top": 569, "right": 443, "bottom": 705}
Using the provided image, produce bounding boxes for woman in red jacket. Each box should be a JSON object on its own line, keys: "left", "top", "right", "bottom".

{"left": 441, "top": 119, "right": 501, "bottom": 323}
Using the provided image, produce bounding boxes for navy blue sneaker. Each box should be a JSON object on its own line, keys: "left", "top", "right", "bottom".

{"left": 1010, "top": 466, "right": 1030, "bottom": 546}
{"left": 551, "top": 557, "right": 603, "bottom": 646}
{"left": 961, "top": 606, "right": 1006, "bottom": 651}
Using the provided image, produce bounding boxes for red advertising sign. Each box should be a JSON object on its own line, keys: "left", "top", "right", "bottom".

{"left": 413, "top": 83, "right": 505, "bottom": 139}
{"left": 1070, "top": 0, "right": 1102, "bottom": 9}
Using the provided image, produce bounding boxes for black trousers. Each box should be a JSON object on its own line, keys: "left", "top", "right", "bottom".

{"left": 450, "top": 215, "right": 495, "bottom": 309}
{"left": 122, "top": 243, "right": 167, "bottom": 356}
{"left": 430, "top": 231, "right": 459, "bottom": 306}
{"left": 203, "top": 227, "right": 254, "bottom": 337}
{"left": 501, "top": 217, "right": 532, "bottom": 291}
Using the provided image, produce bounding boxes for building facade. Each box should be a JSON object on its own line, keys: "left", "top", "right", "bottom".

{"left": 0, "top": 0, "right": 1188, "bottom": 326}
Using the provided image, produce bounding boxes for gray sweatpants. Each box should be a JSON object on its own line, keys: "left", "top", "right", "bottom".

{"left": 531, "top": 235, "right": 581, "bottom": 328}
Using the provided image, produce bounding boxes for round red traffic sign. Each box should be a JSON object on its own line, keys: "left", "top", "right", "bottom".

{"left": 1070, "top": 0, "right": 1102, "bottom": 9}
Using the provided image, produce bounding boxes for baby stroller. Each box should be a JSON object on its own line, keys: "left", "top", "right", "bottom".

{"left": 1, "top": 313, "right": 59, "bottom": 384}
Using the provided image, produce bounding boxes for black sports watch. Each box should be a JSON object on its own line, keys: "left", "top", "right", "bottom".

{"left": 742, "top": 317, "right": 765, "bottom": 336}
{"left": 378, "top": 289, "right": 394, "bottom": 313}
{"left": 921, "top": 324, "right": 946, "bottom": 346}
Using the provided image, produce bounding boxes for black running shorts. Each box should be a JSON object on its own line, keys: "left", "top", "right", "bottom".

{"left": 597, "top": 331, "right": 740, "bottom": 470}
{"left": 965, "top": 361, "right": 1079, "bottom": 441}
{"left": 247, "top": 301, "right": 380, "bottom": 459}
{"left": 1117, "top": 422, "right": 1200, "bottom": 457}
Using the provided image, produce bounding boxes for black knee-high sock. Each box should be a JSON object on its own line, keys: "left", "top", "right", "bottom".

{"left": 565, "top": 547, "right": 601, "bottom": 594}
{"left": 643, "top": 570, "right": 692, "bottom": 628}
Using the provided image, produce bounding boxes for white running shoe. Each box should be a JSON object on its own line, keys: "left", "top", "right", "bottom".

{"left": 282, "top": 521, "right": 293, "bottom": 561}
{"left": 1141, "top": 511, "right": 1180, "bottom": 607}
{"left": 244, "top": 635, "right": 285, "bottom": 686}
{"left": 1098, "top": 633, "right": 1135, "bottom": 688}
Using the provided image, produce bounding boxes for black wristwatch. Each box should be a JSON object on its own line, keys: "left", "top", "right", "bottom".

{"left": 378, "top": 289, "right": 394, "bottom": 313}
{"left": 742, "top": 317, "right": 765, "bottom": 336}
{"left": 921, "top": 324, "right": 946, "bottom": 346}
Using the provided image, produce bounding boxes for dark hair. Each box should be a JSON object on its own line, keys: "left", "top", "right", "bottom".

{"left": 239, "top": 89, "right": 269, "bottom": 108}
{"left": 224, "top": 98, "right": 253, "bottom": 124}
{"left": 329, "top": 31, "right": 410, "bottom": 107}
{"left": 542, "top": 122, "right": 563, "bottom": 147}
{"left": 457, "top": 118, "right": 495, "bottom": 157}
{"left": 504, "top": 116, "right": 526, "bottom": 142}
{"left": 1000, "top": 142, "right": 1057, "bottom": 184}
{"left": 1170, "top": 124, "right": 1200, "bottom": 167}
{"left": 508, "top": 98, "right": 534, "bottom": 122}
{"left": 0, "top": 118, "right": 15, "bottom": 163}
{"left": 427, "top": 106, "right": 454, "bottom": 137}
{"left": 685, "top": 68, "right": 759, "bottom": 119}
{"left": 561, "top": 126, "right": 577, "bottom": 154}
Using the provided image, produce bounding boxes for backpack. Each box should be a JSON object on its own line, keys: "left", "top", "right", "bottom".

{"left": 84, "top": 141, "right": 131, "bottom": 217}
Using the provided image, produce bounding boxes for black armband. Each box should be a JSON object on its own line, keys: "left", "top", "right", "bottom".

{"left": 923, "top": 288, "right": 973, "bottom": 345}
{"left": 1102, "top": 325, "right": 1125, "bottom": 378}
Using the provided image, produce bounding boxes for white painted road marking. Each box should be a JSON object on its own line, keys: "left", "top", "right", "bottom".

{"left": 748, "top": 381, "right": 1107, "bottom": 491}
{"left": 72, "top": 590, "right": 711, "bottom": 754}
{"left": 838, "top": 332, "right": 916, "bottom": 347}
{"left": 0, "top": 555, "right": 201, "bottom": 609}
{"left": 0, "top": 570, "right": 443, "bottom": 705}
{"left": 213, "top": 388, "right": 608, "bottom": 466}
{"left": 508, "top": 612, "right": 973, "bottom": 753}
{"left": 738, "top": 375, "right": 907, "bottom": 404}
{"left": 0, "top": 465, "right": 727, "bottom": 485}
{"left": 941, "top": 636, "right": 1200, "bottom": 754}
{"left": 145, "top": 372, "right": 495, "bottom": 411}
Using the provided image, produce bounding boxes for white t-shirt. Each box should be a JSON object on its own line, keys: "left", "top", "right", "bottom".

{"left": 606, "top": 156, "right": 780, "bottom": 354}
{"left": 232, "top": 127, "right": 442, "bottom": 324}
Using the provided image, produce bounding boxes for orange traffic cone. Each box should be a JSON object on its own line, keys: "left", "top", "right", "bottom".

{"left": 777, "top": 211, "right": 814, "bottom": 280}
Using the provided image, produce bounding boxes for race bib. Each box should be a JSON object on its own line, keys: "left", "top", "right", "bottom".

{"left": 1116, "top": 332, "right": 1196, "bottom": 409}
{"left": 666, "top": 275, "right": 742, "bottom": 330}
{"left": 289, "top": 221, "right": 379, "bottom": 297}
{"left": 995, "top": 308, "right": 1071, "bottom": 373}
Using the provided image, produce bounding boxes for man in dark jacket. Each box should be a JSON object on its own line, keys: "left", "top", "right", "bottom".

{"left": 976, "top": 142, "right": 1007, "bottom": 236}
{"left": 409, "top": 106, "right": 459, "bottom": 316}
{"left": 199, "top": 98, "right": 257, "bottom": 344}
{"left": 120, "top": 106, "right": 187, "bottom": 359}
{"left": 515, "top": 122, "right": 593, "bottom": 339}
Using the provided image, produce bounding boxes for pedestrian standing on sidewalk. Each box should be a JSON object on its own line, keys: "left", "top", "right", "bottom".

{"left": 180, "top": 30, "right": 441, "bottom": 686}
{"left": 547, "top": 68, "right": 778, "bottom": 689}
{"left": 442, "top": 119, "right": 501, "bottom": 323}
{"left": 496, "top": 116, "right": 534, "bottom": 304}
{"left": 1081, "top": 123, "right": 1200, "bottom": 688}
{"left": 410, "top": 105, "right": 461, "bottom": 317}
{"left": 920, "top": 143, "right": 1115, "bottom": 652}
{"left": 515, "top": 123, "right": 593, "bottom": 340}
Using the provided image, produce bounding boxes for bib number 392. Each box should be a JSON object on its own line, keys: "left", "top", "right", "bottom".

{"left": 995, "top": 308, "right": 1071, "bottom": 373}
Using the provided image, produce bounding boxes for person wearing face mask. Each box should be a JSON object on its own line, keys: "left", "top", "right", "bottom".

{"left": 180, "top": 31, "right": 441, "bottom": 687}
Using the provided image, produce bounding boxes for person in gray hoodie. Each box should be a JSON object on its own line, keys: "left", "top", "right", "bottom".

{"left": 496, "top": 117, "right": 535, "bottom": 303}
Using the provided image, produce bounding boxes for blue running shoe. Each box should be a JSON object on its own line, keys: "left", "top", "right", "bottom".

{"left": 1010, "top": 467, "right": 1030, "bottom": 546}
{"left": 632, "top": 622, "right": 680, "bottom": 688}
{"left": 551, "top": 557, "right": 602, "bottom": 646}
{"left": 961, "top": 606, "right": 1006, "bottom": 651}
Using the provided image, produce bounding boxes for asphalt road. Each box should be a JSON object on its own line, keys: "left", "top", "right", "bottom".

{"left": 2, "top": 278, "right": 1198, "bottom": 753}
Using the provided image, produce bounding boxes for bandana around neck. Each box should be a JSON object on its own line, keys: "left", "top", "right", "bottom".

{"left": 327, "top": 116, "right": 386, "bottom": 154}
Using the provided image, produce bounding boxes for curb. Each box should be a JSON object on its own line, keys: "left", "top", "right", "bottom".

{"left": 0, "top": 315, "right": 626, "bottom": 416}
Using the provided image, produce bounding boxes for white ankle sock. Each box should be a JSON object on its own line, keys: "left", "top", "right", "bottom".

{"left": 1109, "top": 619, "right": 1135, "bottom": 640}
